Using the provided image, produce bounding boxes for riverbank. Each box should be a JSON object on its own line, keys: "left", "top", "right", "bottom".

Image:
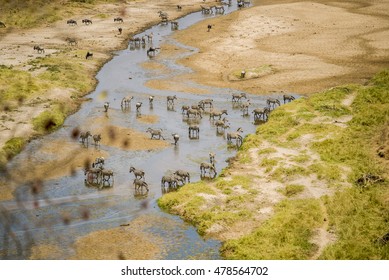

{"left": 159, "top": 69, "right": 389, "bottom": 259}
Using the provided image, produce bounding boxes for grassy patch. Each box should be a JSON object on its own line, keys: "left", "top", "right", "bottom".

{"left": 159, "top": 69, "right": 389, "bottom": 260}
{"left": 320, "top": 187, "right": 389, "bottom": 259}
{"left": 308, "top": 163, "right": 342, "bottom": 182}
{"left": 32, "top": 104, "right": 67, "bottom": 133}
{"left": 260, "top": 158, "right": 280, "bottom": 173}
{"left": 31, "top": 52, "right": 96, "bottom": 94}
{"left": 0, "top": 66, "right": 48, "bottom": 106}
{"left": 279, "top": 184, "right": 305, "bottom": 197}
{"left": 158, "top": 177, "right": 257, "bottom": 235}
{"left": 307, "top": 86, "right": 354, "bottom": 118}
{"left": 215, "top": 175, "right": 252, "bottom": 190}
{"left": 240, "top": 133, "right": 262, "bottom": 151}
{"left": 258, "top": 147, "right": 277, "bottom": 155}
{"left": 292, "top": 152, "right": 311, "bottom": 164}
{"left": 0, "top": 137, "right": 26, "bottom": 163}
{"left": 221, "top": 199, "right": 323, "bottom": 259}
{"left": 257, "top": 108, "right": 300, "bottom": 143}
{"left": 271, "top": 165, "right": 309, "bottom": 182}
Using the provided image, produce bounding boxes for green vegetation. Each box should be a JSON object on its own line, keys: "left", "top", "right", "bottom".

{"left": 159, "top": 69, "right": 389, "bottom": 259}
{"left": 321, "top": 187, "right": 389, "bottom": 259}
{"left": 222, "top": 199, "right": 323, "bottom": 259}
{"left": 0, "top": 0, "right": 123, "bottom": 28}
{"left": 159, "top": 176, "right": 257, "bottom": 236}
{"left": 0, "top": 137, "right": 26, "bottom": 162}
{"left": 271, "top": 165, "right": 309, "bottom": 182}
{"left": 0, "top": 66, "right": 48, "bottom": 106}
{"left": 32, "top": 104, "right": 67, "bottom": 133}
{"left": 279, "top": 184, "right": 305, "bottom": 197}
{"left": 32, "top": 52, "right": 96, "bottom": 94}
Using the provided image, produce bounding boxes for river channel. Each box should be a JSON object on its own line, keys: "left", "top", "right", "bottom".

{"left": 1, "top": 1, "right": 281, "bottom": 259}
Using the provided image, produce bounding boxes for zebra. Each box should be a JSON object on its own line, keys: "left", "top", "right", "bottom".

{"left": 92, "top": 157, "right": 105, "bottom": 169}
{"left": 144, "top": 33, "right": 153, "bottom": 43}
{"left": 161, "top": 175, "right": 179, "bottom": 189}
{"left": 209, "top": 109, "right": 228, "bottom": 120}
{"left": 33, "top": 45, "right": 45, "bottom": 54}
{"left": 79, "top": 131, "right": 92, "bottom": 145}
{"left": 181, "top": 105, "right": 190, "bottom": 115}
{"left": 243, "top": 0, "right": 252, "bottom": 7}
{"left": 67, "top": 19, "right": 77, "bottom": 26}
{"left": 158, "top": 11, "right": 168, "bottom": 19}
{"left": 201, "top": 5, "right": 213, "bottom": 14}
{"left": 232, "top": 92, "right": 247, "bottom": 103}
{"left": 147, "top": 47, "right": 160, "bottom": 57}
{"left": 135, "top": 102, "right": 142, "bottom": 113}
{"left": 283, "top": 94, "right": 295, "bottom": 104}
{"left": 121, "top": 96, "right": 133, "bottom": 108}
{"left": 213, "top": 5, "right": 225, "bottom": 14}
{"left": 133, "top": 178, "right": 149, "bottom": 192}
{"left": 215, "top": 118, "right": 229, "bottom": 133}
{"left": 82, "top": 19, "right": 92, "bottom": 25}
{"left": 129, "top": 167, "right": 145, "bottom": 180}
{"left": 191, "top": 103, "right": 204, "bottom": 111}
{"left": 172, "top": 133, "right": 179, "bottom": 145}
{"left": 167, "top": 95, "right": 177, "bottom": 109}
{"left": 227, "top": 127, "right": 243, "bottom": 148}
{"left": 101, "top": 169, "right": 114, "bottom": 187}
{"left": 149, "top": 95, "right": 155, "bottom": 107}
{"left": 199, "top": 99, "right": 213, "bottom": 110}
{"left": 252, "top": 107, "right": 270, "bottom": 122}
{"left": 104, "top": 102, "right": 109, "bottom": 112}
{"left": 171, "top": 21, "right": 179, "bottom": 30}
{"left": 130, "top": 37, "right": 142, "bottom": 47}
{"left": 187, "top": 108, "right": 202, "bottom": 119}
{"left": 66, "top": 37, "right": 78, "bottom": 46}
{"left": 85, "top": 51, "right": 93, "bottom": 59}
{"left": 188, "top": 125, "right": 200, "bottom": 139}
{"left": 200, "top": 152, "right": 216, "bottom": 178}
{"left": 266, "top": 98, "right": 281, "bottom": 109}
{"left": 146, "top": 128, "right": 165, "bottom": 140}
{"left": 241, "top": 100, "right": 251, "bottom": 116}
{"left": 92, "top": 134, "right": 101, "bottom": 147}
{"left": 114, "top": 17, "right": 123, "bottom": 23}
{"left": 84, "top": 167, "right": 102, "bottom": 185}
{"left": 174, "top": 170, "right": 190, "bottom": 183}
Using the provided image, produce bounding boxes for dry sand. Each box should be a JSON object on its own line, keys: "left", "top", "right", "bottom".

{"left": 148, "top": 0, "right": 389, "bottom": 95}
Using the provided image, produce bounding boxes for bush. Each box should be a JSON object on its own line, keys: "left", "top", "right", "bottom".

{"left": 32, "top": 107, "right": 65, "bottom": 133}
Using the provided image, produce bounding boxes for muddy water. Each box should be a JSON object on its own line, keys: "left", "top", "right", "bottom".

{"left": 1, "top": 2, "right": 283, "bottom": 259}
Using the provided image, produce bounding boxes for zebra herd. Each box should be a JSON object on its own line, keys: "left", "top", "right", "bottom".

{"left": 84, "top": 157, "right": 114, "bottom": 188}
{"left": 79, "top": 131, "right": 102, "bottom": 147}
{"left": 81, "top": 79, "right": 294, "bottom": 194}
{"left": 31, "top": 15, "right": 126, "bottom": 61}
